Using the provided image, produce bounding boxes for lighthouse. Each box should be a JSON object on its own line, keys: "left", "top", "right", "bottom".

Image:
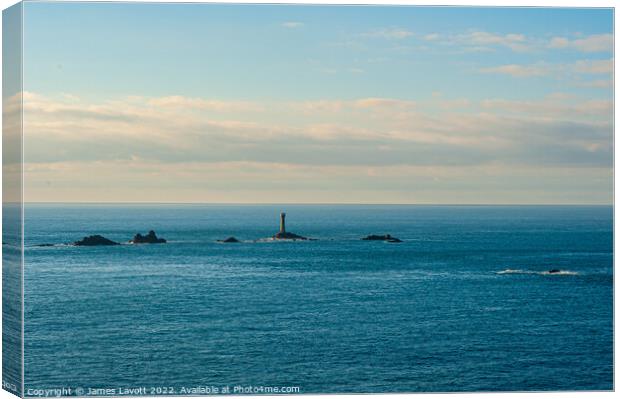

{"left": 279, "top": 212, "right": 286, "bottom": 234}
{"left": 272, "top": 212, "right": 307, "bottom": 240}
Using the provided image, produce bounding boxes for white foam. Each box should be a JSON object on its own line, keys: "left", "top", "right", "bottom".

{"left": 496, "top": 269, "right": 578, "bottom": 276}
{"left": 496, "top": 269, "right": 528, "bottom": 274}
{"left": 539, "top": 270, "right": 579, "bottom": 275}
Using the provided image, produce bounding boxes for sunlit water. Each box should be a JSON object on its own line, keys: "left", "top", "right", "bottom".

{"left": 22, "top": 204, "right": 613, "bottom": 393}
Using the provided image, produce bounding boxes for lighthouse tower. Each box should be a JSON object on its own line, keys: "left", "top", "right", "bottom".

{"left": 279, "top": 212, "right": 286, "bottom": 234}
{"left": 272, "top": 212, "right": 307, "bottom": 240}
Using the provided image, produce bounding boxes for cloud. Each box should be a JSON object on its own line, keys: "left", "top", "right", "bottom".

{"left": 295, "top": 98, "right": 416, "bottom": 114}
{"left": 575, "top": 79, "right": 613, "bottom": 89}
{"left": 463, "top": 31, "right": 525, "bottom": 45}
{"left": 347, "top": 29, "right": 513, "bottom": 52}
{"left": 282, "top": 21, "right": 304, "bottom": 28}
{"left": 479, "top": 64, "right": 549, "bottom": 77}
{"left": 24, "top": 155, "right": 604, "bottom": 204}
{"left": 414, "top": 30, "right": 611, "bottom": 55}
{"left": 353, "top": 97, "right": 416, "bottom": 109}
{"left": 362, "top": 28, "right": 413, "bottom": 40}
{"left": 454, "top": 30, "right": 530, "bottom": 52}
{"left": 314, "top": 66, "right": 365, "bottom": 75}
{"left": 549, "top": 37, "right": 570, "bottom": 48}
{"left": 18, "top": 92, "right": 612, "bottom": 203}
{"left": 147, "top": 95, "right": 263, "bottom": 112}
{"left": 23, "top": 159, "right": 611, "bottom": 204}
{"left": 20, "top": 92, "right": 611, "bottom": 168}
{"left": 479, "top": 59, "right": 613, "bottom": 78}
{"left": 573, "top": 59, "right": 613, "bottom": 75}
{"left": 549, "top": 33, "right": 613, "bottom": 53}
{"left": 481, "top": 98, "right": 612, "bottom": 118}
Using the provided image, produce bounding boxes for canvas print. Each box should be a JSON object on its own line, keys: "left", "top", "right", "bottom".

{"left": 2, "top": 1, "right": 614, "bottom": 396}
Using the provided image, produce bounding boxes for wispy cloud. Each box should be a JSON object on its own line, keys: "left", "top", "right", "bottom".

{"left": 23, "top": 158, "right": 611, "bottom": 204}
{"left": 549, "top": 33, "right": 613, "bottom": 53}
{"left": 573, "top": 59, "right": 613, "bottom": 75}
{"left": 353, "top": 97, "right": 416, "bottom": 109}
{"left": 479, "top": 59, "right": 613, "bottom": 78}
{"left": 456, "top": 31, "right": 529, "bottom": 52}
{"left": 282, "top": 21, "right": 304, "bottom": 28}
{"left": 362, "top": 27, "right": 413, "bottom": 40}
{"left": 425, "top": 30, "right": 533, "bottom": 52}
{"left": 481, "top": 97, "right": 612, "bottom": 118}
{"left": 16, "top": 92, "right": 612, "bottom": 203}
{"left": 575, "top": 79, "right": 613, "bottom": 89}
{"left": 18, "top": 92, "right": 611, "bottom": 167}
{"left": 147, "top": 95, "right": 263, "bottom": 112}
{"left": 479, "top": 64, "right": 549, "bottom": 77}
{"left": 423, "top": 33, "right": 440, "bottom": 41}
{"left": 422, "top": 31, "right": 612, "bottom": 54}
{"left": 313, "top": 65, "right": 365, "bottom": 75}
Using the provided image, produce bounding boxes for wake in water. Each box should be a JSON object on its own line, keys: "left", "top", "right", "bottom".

{"left": 30, "top": 243, "right": 72, "bottom": 248}
{"left": 497, "top": 269, "right": 579, "bottom": 276}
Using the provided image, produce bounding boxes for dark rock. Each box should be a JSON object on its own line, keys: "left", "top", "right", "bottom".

{"left": 130, "top": 230, "right": 166, "bottom": 244}
{"left": 273, "top": 231, "right": 308, "bottom": 240}
{"left": 218, "top": 237, "right": 240, "bottom": 243}
{"left": 548, "top": 269, "right": 561, "bottom": 274}
{"left": 362, "top": 234, "right": 402, "bottom": 243}
{"left": 74, "top": 235, "right": 120, "bottom": 246}
{"left": 34, "top": 243, "right": 55, "bottom": 247}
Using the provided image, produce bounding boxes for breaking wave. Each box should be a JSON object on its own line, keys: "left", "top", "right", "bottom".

{"left": 496, "top": 269, "right": 578, "bottom": 276}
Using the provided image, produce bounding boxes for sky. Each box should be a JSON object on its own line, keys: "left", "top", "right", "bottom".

{"left": 9, "top": 2, "right": 614, "bottom": 203}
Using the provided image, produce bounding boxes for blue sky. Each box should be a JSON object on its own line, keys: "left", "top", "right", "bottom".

{"left": 12, "top": 2, "right": 614, "bottom": 203}
{"left": 23, "top": 4, "right": 612, "bottom": 100}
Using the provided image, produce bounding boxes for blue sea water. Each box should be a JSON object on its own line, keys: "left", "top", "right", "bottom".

{"left": 21, "top": 204, "right": 613, "bottom": 394}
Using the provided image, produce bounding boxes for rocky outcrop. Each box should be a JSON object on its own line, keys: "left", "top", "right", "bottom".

{"left": 548, "top": 269, "right": 561, "bottom": 274}
{"left": 271, "top": 212, "right": 310, "bottom": 240}
{"left": 362, "top": 234, "right": 402, "bottom": 243}
{"left": 130, "top": 230, "right": 166, "bottom": 244}
{"left": 273, "top": 231, "right": 308, "bottom": 240}
{"left": 218, "top": 237, "right": 240, "bottom": 243}
{"left": 74, "top": 235, "right": 120, "bottom": 246}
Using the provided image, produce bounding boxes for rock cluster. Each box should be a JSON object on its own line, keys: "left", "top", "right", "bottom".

{"left": 362, "top": 234, "right": 402, "bottom": 243}
{"left": 131, "top": 230, "right": 167, "bottom": 244}
{"left": 273, "top": 231, "right": 308, "bottom": 240}
{"left": 74, "top": 235, "right": 120, "bottom": 246}
{"left": 72, "top": 230, "right": 167, "bottom": 246}
{"left": 68, "top": 214, "right": 404, "bottom": 247}
{"left": 218, "top": 237, "right": 240, "bottom": 243}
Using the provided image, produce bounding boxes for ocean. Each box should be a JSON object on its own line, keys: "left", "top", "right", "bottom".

{"left": 20, "top": 204, "right": 613, "bottom": 393}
